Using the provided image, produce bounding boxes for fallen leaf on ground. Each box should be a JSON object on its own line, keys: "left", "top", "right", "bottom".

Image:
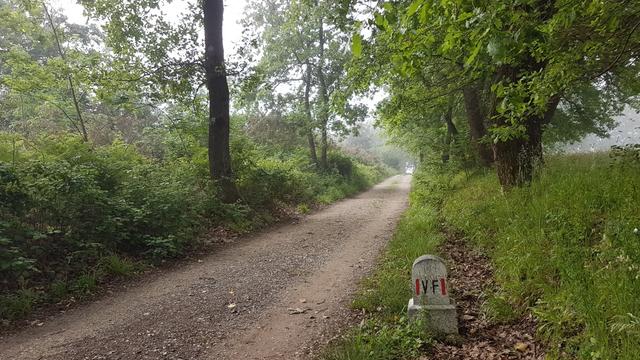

{"left": 514, "top": 342, "right": 528, "bottom": 352}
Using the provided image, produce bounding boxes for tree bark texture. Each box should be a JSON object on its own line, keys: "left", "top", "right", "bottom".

{"left": 203, "top": 0, "right": 239, "bottom": 202}
{"left": 492, "top": 90, "right": 560, "bottom": 188}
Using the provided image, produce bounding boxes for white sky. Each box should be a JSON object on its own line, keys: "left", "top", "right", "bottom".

{"left": 50, "top": 0, "right": 248, "bottom": 55}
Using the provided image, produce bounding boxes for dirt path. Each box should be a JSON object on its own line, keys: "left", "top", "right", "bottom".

{"left": 0, "top": 175, "right": 411, "bottom": 360}
{"left": 423, "top": 231, "right": 544, "bottom": 360}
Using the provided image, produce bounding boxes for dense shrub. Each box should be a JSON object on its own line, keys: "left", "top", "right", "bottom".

{"left": 0, "top": 140, "right": 222, "bottom": 299}
{"left": 0, "top": 132, "right": 390, "bottom": 321}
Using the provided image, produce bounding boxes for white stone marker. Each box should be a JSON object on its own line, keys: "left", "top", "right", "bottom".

{"left": 407, "top": 255, "right": 458, "bottom": 334}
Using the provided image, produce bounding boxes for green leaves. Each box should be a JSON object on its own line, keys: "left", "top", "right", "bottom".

{"left": 465, "top": 42, "right": 482, "bottom": 68}
{"left": 351, "top": 32, "right": 362, "bottom": 57}
{"left": 406, "top": 0, "right": 422, "bottom": 18}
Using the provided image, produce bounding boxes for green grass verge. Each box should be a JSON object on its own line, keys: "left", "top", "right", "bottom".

{"left": 442, "top": 153, "right": 640, "bottom": 359}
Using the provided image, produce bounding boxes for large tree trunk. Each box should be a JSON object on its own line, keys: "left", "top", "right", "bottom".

{"left": 493, "top": 115, "right": 541, "bottom": 188}
{"left": 492, "top": 2, "right": 559, "bottom": 188}
{"left": 303, "top": 64, "right": 319, "bottom": 167}
{"left": 203, "top": 0, "right": 239, "bottom": 202}
{"left": 493, "top": 97, "right": 560, "bottom": 188}
{"left": 462, "top": 85, "right": 493, "bottom": 166}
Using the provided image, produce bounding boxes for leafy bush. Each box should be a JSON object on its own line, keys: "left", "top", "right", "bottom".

{"left": 328, "top": 152, "right": 354, "bottom": 178}
{"left": 611, "top": 144, "right": 640, "bottom": 167}
{"left": 0, "top": 132, "right": 390, "bottom": 322}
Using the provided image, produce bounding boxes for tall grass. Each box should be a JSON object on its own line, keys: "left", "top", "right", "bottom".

{"left": 443, "top": 153, "right": 640, "bottom": 359}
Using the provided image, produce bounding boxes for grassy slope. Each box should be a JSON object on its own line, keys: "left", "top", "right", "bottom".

{"left": 444, "top": 154, "right": 640, "bottom": 359}
{"left": 324, "top": 153, "right": 640, "bottom": 360}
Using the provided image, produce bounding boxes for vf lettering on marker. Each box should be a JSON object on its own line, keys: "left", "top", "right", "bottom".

{"left": 415, "top": 278, "right": 447, "bottom": 297}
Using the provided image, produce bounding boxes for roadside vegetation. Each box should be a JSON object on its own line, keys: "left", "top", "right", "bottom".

{"left": 0, "top": 0, "right": 404, "bottom": 324}
{"left": 2, "top": 0, "right": 640, "bottom": 357}
{"left": 324, "top": 0, "right": 640, "bottom": 358}
{"left": 0, "top": 130, "right": 390, "bottom": 323}
{"left": 444, "top": 153, "right": 640, "bottom": 359}
{"left": 326, "top": 149, "right": 640, "bottom": 360}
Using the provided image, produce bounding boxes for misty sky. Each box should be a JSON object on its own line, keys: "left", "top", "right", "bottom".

{"left": 51, "top": 0, "right": 248, "bottom": 52}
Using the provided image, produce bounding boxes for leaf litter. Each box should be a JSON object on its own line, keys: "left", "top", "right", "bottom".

{"left": 421, "top": 229, "right": 544, "bottom": 359}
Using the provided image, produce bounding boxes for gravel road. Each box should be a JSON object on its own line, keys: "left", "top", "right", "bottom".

{"left": 0, "top": 175, "right": 411, "bottom": 360}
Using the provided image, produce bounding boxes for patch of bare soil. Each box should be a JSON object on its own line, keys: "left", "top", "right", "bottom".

{"left": 0, "top": 175, "right": 411, "bottom": 360}
{"left": 423, "top": 231, "right": 544, "bottom": 360}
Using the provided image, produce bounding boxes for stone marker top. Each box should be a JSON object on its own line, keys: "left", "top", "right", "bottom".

{"left": 412, "top": 254, "right": 446, "bottom": 268}
{"left": 411, "top": 254, "right": 450, "bottom": 306}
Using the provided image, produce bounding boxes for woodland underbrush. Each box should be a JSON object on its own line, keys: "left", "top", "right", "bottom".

{"left": 0, "top": 132, "right": 390, "bottom": 323}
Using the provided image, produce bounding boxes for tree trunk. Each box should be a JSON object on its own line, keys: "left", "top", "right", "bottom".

{"left": 303, "top": 63, "right": 319, "bottom": 167}
{"left": 203, "top": 0, "right": 239, "bottom": 203}
{"left": 462, "top": 85, "right": 493, "bottom": 166}
{"left": 491, "top": 2, "right": 559, "bottom": 188}
{"left": 316, "top": 12, "right": 329, "bottom": 170}
{"left": 493, "top": 97, "right": 560, "bottom": 188}
{"left": 307, "top": 130, "right": 318, "bottom": 166}
{"left": 320, "top": 125, "right": 328, "bottom": 169}
{"left": 442, "top": 96, "right": 457, "bottom": 163}
{"left": 493, "top": 116, "right": 539, "bottom": 188}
